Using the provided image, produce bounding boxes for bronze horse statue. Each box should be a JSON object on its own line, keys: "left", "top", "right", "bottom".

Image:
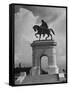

{"left": 33, "top": 25, "right": 55, "bottom": 40}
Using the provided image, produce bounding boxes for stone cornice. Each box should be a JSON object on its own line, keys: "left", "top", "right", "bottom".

{"left": 31, "top": 40, "right": 57, "bottom": 47}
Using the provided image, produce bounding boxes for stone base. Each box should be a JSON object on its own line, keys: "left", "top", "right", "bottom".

{"left": 31, "top": 40, "right": 57, "bottom": 47}
{"left": 30, "top": 66, "right": 40, "bottom": 76}
{"left": 30, "top": 66, "right": 59, "bottom": 76}
{"left": 31, "top": 40, "right": 59, "bottom": 76}
{"left": 48, "top": 65, "right": 59, "bottom": 74}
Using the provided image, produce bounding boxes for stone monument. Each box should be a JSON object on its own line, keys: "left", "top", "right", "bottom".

{"left": 30, "top": 40, "right": 59, "bottom": 76}
{"left": 30, "top": 20, "right": 59, "bottom": 76}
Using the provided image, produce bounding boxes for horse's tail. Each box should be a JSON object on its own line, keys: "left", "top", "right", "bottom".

{"left": 49, "top": 28, "right": 55, "bottom": 35}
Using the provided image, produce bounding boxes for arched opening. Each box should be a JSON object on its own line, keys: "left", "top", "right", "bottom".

{"left": 40, "top": 55, "right": 48, "bottom": 74}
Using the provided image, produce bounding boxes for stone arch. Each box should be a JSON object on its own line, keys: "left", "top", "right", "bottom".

{"left": 30, "top": 40, "right": 59, "bottom": 76}
{"left": 40, "top": 55, "right": 48, "bottom": 74}
{"left": 40, "top": 54, "right": 48, "bottom": 60}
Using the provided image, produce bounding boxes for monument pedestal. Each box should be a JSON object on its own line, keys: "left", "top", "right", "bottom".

{"left": 30, "top": 40, "right": 59, "bottom": 76}
{"left": 48, "top": 65, "right": 59, "bottom": 74}
{"left": 30, "top": 66, "right": 40, "bottom": 76}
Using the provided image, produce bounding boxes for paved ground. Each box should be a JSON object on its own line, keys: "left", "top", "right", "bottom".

{"left": 15, "top": 74, "right": 66, "bottom": 85}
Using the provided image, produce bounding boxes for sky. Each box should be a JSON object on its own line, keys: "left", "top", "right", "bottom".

{"left": 14, "top": 5, "right": 66, "bottom": 72}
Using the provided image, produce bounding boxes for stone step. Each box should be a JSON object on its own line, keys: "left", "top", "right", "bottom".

{"left": 22, "top": 74, "right": 58, "bottom": 84}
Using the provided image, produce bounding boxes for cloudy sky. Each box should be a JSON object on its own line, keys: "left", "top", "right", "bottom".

{"left": 14, "top": 5, "right": 66, "bottom": 71}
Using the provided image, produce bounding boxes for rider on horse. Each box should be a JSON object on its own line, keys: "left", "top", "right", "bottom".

{"left": 33, "top": 19, "right": 55, "bottom": 40}
{"left": 40, "top": 20, "right": 48, "bottom": 30}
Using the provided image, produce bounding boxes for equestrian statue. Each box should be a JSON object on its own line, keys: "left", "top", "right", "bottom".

{"left": 33, "top": 20, "right": 55, "bottom": 40}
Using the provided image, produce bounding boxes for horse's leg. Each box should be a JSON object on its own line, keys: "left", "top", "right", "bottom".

{"left": 39, "top": 35, "right": 40, "bottom": 40}
{"left": 50, "top": 33, "right": 52, "bottom": 40}
{"left": 45, "top": 34, "right": 49, "bottom": 40}
{"left": 40, "top": 34, "right": 42, "bottom": 40}
{"left": 43, "top": 34, "right": 45, "bottom": 38}
{"left": 35, "top": 33, "right": 38, "bottom": 38}
{"left": 39, "top": 34, "right": 41, "bottom": 40}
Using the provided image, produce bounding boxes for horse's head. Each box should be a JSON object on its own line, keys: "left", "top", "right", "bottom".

{"left": 33, "top": 25, "right": 40, "bottom": 32}
{"left": 33, "top": 26, "right": 37, "bottom": 32}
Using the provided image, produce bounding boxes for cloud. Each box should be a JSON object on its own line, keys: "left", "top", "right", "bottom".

{"left": 20, "top": 6, "right": 66, "bottom": 24}
{"left": 15, "top": 5, "right": 66, "bottom": 23}
{"left": 15, "top": 8, "right": 38, "bottom": 66}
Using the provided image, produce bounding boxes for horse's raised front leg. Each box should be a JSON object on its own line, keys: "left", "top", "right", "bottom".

{"left": 35, "top": 33, "right": 38, "bottom": 38}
